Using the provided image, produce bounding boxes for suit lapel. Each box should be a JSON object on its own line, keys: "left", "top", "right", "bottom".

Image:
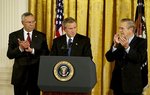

{"left": 129, "top": 36, "right": 137, "bottom": 47}
{"left": 70, "top": 34, "right": 80, "bottom": 56}
{"left": 72, "top": 34, "right": 79, "bottom": 48}
{"left": 60, "top": 35, "right": 67, "bottom": 49}
{"left": 18, "top": 29, "right": 24, "bottom": 41}
{"left": 30, "top": 30, "right": 38, "bottom": 47}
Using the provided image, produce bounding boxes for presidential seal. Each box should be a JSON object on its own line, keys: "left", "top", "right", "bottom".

{"left": 53, "top": 61, "right": 74, "bottom": 81}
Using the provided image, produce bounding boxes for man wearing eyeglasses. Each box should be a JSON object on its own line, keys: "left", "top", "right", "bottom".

{"left": 105, "top": 18, "right": 147, "bottom": 95}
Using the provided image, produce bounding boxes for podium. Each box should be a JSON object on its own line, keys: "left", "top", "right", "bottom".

{"left": 38, "top": 56, "right": 97, "bottom": 95}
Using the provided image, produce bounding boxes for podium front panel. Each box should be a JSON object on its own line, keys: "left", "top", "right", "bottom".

{"left": 38, "top": 56, "right": 97, "bottom": 93}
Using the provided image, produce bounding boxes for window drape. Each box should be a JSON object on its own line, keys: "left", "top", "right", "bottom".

{"left": 29, "top": 0, "right": 150, "bottom": 95}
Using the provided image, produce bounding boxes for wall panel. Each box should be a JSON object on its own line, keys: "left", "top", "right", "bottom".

{"left": 0, "top": 0, "right": 28, "bottom": 94}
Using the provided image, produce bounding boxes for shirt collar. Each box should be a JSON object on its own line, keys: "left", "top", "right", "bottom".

{"left": 23, "top": 29, "right": 33, "bottom": 36}
{"left": 128, "top": 34, "right": 134, "bottom": 44}
{"left": 66, "top": 35, "right": 74, "bottom": 42}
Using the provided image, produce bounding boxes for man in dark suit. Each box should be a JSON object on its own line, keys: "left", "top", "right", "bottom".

{"left": 51, "top": 17, "right": 92, "bottom": 59}
{"left": 105, "top": 18, "right": 147, "bottom": 95}
{"left": 7, "top": 12, "right": 49, "bottom": 95}
{"left": 43, "top": 17, "right": 92, "bottom": 95}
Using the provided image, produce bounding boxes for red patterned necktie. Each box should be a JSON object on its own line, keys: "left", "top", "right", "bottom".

{"left": 27, "top": 33, "right": 31, "bottom": 44}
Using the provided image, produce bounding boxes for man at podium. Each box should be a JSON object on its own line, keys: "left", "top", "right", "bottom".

{"left": 51, "top": 17, "right": 92, "bottom": 59}
{"left": 43, "top": 17, "right": 93, "bottom": 95}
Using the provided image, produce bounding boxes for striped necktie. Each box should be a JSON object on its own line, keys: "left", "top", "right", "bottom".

{"left": 67, "top": 38, "right": 72, "bottom": 56}
{"left": 27, "top": 33, "right": 31, "bottom": 44}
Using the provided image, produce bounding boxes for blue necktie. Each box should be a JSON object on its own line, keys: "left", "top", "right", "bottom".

{"left": 67, "top": 39, "right": 72, "bottom": 56}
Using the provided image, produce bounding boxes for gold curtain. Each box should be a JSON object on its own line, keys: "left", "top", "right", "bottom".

{"left": 28, "top": 0, "right": 150, "bottom": 95}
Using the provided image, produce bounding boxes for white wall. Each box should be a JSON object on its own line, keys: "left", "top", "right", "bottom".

{"left": 0, "top": 0, "right": 28, "bottom": 94}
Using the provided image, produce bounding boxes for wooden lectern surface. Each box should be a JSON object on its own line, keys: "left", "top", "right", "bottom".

{"left": 42, "top": 92, "right": 91, "bottom": 95}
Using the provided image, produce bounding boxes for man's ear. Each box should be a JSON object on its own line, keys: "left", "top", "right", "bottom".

{"left": 62, "top": 26, "right": 64, "bottom": 30}
{"left": 62, "top": 26, "right": 66, "bottom": 30}
{"left": 62, "top": 26, "right": 66, "bottom": 34}
{"left": 129, "top": 27, "right": 134, "bottom": 33}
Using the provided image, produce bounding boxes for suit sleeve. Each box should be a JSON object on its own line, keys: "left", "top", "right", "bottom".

{"left": 34, "top": 33, "right": 49, "bottom": 56}
{"left": 83, "top": 37, "right": 93, "bottom": 59}
{"left": 50, "top": 39, "right": 58, "bottom": 55}
{"left": 126, "top": 39, "right": 147, "bottom": 64}
{"left": 7, "top": 33, "right": 24, "bottom": 59}
{"left": 105, "top": 44, "right": 127, "bottom": 62}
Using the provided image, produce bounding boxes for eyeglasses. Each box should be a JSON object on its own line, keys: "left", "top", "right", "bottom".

{"left": 24, "top": 21, "right": 36, "bottom": 24}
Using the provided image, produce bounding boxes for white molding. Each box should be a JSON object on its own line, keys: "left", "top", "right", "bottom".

{"left": 0, "top": 0, "right": 28, "bottom": 94}
{"left": 0, "top": 67, "right": 12, "bottom": 85}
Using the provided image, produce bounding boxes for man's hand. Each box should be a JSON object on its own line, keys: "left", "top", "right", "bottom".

{"left": 25, "top": 47, "right": 33, "bottom": 53}
{"left": 119, "top": 35, "right": 129, "bottom": 49}
{"left": 18, "top": 39, "right": 32, "bottom": 51}
{"left": 113, "top": 33, "right": 120, "bottom": 47}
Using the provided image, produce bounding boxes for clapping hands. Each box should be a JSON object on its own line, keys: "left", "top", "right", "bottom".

{"left": 18, "top": 39, "right": 33, "bottom": 52}
{"left": 113, "top": 33, "right": 129, "bottom": 49}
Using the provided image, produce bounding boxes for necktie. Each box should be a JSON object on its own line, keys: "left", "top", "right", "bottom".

{"left": 27, "top": 33, "right": 31, "bottom": 44}
{"left": 67, "top": 38, "right": 72, "bottom": 56}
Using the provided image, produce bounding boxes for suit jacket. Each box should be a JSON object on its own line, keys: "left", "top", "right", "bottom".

{"left": 50, "top": 33, "right": 92, "bottom": 59}
{"left": 105, "top": 36, "right": 147, "bottom": 93}
{"left": 7, "top": 28, "right": 49, "bottom": 85}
